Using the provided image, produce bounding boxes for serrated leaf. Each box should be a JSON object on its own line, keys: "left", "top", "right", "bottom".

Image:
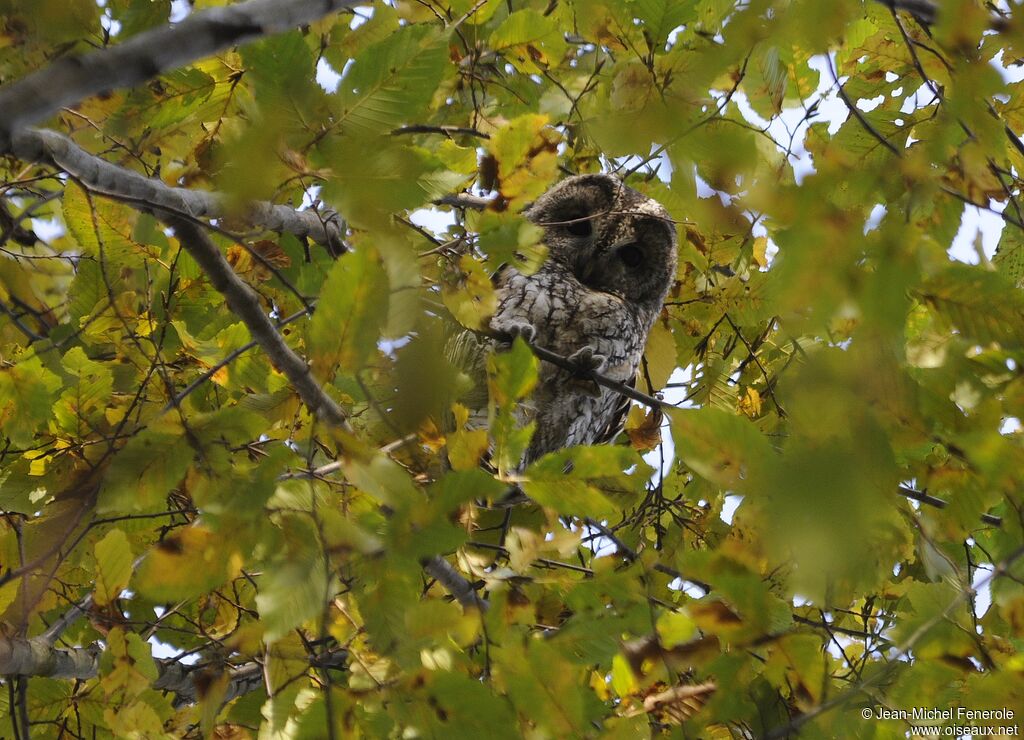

{"left": 642, "top": 320, "right": 677, "bottom": 391}
{"left": 486, "top": 114, "right": 561, "bottom": 208}
{"left": 62, "top": 182, "right": 152, "bottom": 264}
{"left": 994, "top": 225, "right": 1024, "bottom": 287}
{"left": 256, "top": 517, "right": 329, "bottom": 643}
{"left": 487, "top": 336, "right": 538, "bottom": 407}
{"left": 442, "top": 254, "right": 497, "bottom": 331}
{"left": 669, "top": 407, "right": 772, "bottom": 490}
{"left": 93, "top": 528, "right": 133, "bottom": 606}
{"left": 333, "top": 25, "right": 448, "bottom": 137}
{"left": 522, "top": 445, "right": 650, "bottom": 516}
{"left": 0, "top": 353, "right": 61, "bottom": 447}
{"left": 54, "top": 347, "right": 113, "bottom": 435}
{"left": 99, "top": 422, "right": 195, "bottom": 512}
{"left": 134, "top": 525, "right": 237, "bottom": 602}
{"left": 919, "top": 266, "right": 1024, "bottom": 349}
{"left": 308, "top": 246, "right": 389, "bottom": 376}
{"left": 489, "top": 9, "right": 567, "bottom": 74}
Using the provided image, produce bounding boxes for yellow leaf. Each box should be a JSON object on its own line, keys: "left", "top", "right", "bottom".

{"left": 642, "top": 321, "right": 677, "bottom": 391}
{"left": 739, "top": 387, "right": 762, "bottom": 418}
{"left": 442, "top": 254, "right": 497, "bottom": 331}
{"left": 625, "top": 406, "right": 663, "bottom": 452}
{"left": 94, "top": 528, "right": 133, "bottom": 607}
{"left": 487, "top": 114, "right": 561, "bottom": 209}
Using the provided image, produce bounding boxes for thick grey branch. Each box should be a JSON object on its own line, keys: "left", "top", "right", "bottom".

{"left": 0, "top": 0, "right": 358, "bottom": 147}
{"left": 422, "top": 555, "right": 488, "bottom": 612}
{"left": 0, "top": 633, "right": 347, "bottom": 705}
{"left": 0, "top": 635, "right": 100, "bottom": 680}
{"left": 11, "top": 128, "right": 345, "bottom": 251}
{"left": 433, "top": 193, "right": 496, "bottom": 210}
{"left": 166, "top": 217, "right": 352, "bottom": 432}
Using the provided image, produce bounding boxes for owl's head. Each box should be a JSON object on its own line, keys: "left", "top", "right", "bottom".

{"left": 524, "top": 173, "right": 678, "bottom": 315}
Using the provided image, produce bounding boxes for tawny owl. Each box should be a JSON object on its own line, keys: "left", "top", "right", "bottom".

{"left": 452, "top": 173, "right": 678, "bottom": 466}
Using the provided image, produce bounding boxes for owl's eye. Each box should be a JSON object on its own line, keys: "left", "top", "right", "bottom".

{"left": 617, "top": 244, "right": 643, "bottom": 268}
{"left": 565, "top": 214, "right": 592, "bottom": 237}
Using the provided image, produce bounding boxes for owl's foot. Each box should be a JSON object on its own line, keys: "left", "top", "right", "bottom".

{"left": 566, "top": 345, "right": 606, "bottom": 397}
{"left": 567, "top": 345, "right": 607, "bottom": 374}
{"left": 492, "top": 320, "right": 536, "bottom": 349}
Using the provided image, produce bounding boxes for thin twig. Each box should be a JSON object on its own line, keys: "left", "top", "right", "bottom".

{"left": 165, "top": 217, "right": 352, "bottom": 432}
{"left": 162, "top": 304, "right": 316, "bottom": 413}
{"left": 765, "top": 543, "right": 1024, "bottom": 738}
{"left": 391, "top": 125, "right": 490, "bottom": 139}
{"left": 828, "top": 57, "right": 901, "bottom": 157}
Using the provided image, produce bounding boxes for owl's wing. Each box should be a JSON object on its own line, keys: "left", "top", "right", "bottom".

{"left": 443, "top": 325, "right": 490, "bottom": 421}
{"left": 591, "top": 376, "right": 635, "bottom": 447}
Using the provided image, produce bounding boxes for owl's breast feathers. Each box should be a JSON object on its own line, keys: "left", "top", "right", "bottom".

{"left": 491, "top": 264, "right": 650, "bottom": 462}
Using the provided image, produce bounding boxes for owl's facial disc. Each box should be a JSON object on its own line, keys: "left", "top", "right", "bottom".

{"left": 616, "top": 243, "right": 643, "bottom": 268}
{"left": 564, "top": 213, "right": 593, "bottom": 238}
{"left": 523, "top": 172, "right": 678, "bottom": 313}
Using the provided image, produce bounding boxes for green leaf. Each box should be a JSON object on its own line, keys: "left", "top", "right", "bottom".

{"left": 489, "top": 9, "right": 567, "bottom": 74}
{"left": 442, "top": 254, "right": 497, "bottom": 331}
{"left": 669, "top": 407, "right": 772, "bottom": 490}
{"left": 522, "top": 445, "right": 651, "bottom": 517}
{"left": 487, "top": 337, "right": 539, "bottom": 407}
{"left": 486, "top": 114, "right": 561, "bottom": 208}
{"left": 93, "top": 528, "right": 133, "bottom": 606}
{"left": 0, "top": 352, "right": 61, "bottom": 447}
{"left": 308, "top": 246, "right": 389, "bottom": 376}
{"left": 256, "top": 517, "right": 330, "bottom": 643}
{"left": 633, "top": 0, "right": 697, "bottom": 51}
{"left": 62, "top": 181, "right": 151, "bottom": 264}
{"left": 54, "top": 347, "right": 113, "bottom": 435}
{"left": 134, "top": 525, "right": 236, "bottom": 602}
{"left": 99, "top": 420, "right": 195, "bottom": 512}
{"left": 994, "top": 225, "right": 1024, "bottom": 287}
{"left": 333, "top": 25, "right": 448, "bottom": 137}
{"left": 919, "top": 265, "right": 1024, "bottom": 349}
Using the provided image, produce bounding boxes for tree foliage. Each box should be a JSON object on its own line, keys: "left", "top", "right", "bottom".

{"left": 0, "top": 0, "right": 1023, "bottom": 737}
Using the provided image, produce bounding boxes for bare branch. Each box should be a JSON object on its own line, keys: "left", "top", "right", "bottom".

{"left": 392, "top": 125, "right": 490, "bottom": 139}
{"left": 0, "top": 0, "right": 359, "bottom": 147}
{"left": 422, "top": 555, "right": 488, "bottom": 611}
{"left": 11, "top": 128, "right": 346, "bottom": 251}
{"left": 527, "top": 341, "right": 671, "bottom": 411}
{"left": 0, "top": 632, "right": 347, "bottom": 705}
{"left": 874, "top": 0, "right": 937, "bottom": 25}
{"left": 828, "top": 57, "right": 901, "bottom": 157}
{"left": 0, "top": 635, "right": 100, "bottom": 680}
{"left": 166, "top": 217, "right": 352, "bottom": 432}
{"left": 434, "top": 193, "right": 496, "bottom": 210}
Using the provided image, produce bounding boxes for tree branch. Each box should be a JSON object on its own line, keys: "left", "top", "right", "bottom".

{"left": 11, "top": 128, "right": 346, "bottom": 251}
{"left": 422, "top": 555, "right": 488, "bottom": 611}
{"left": 0, "top": 635, "right": 100, "bottom": 680}
{"left": 165, "top": 216, "right": 352, "bottom": 432}
{"left": 392, "top": 125, "right": 490, "bottom": 139}
{"left": 897, "top": 486, "right": 1003, "bottom": 527}
{"left": 0, "top": 0, "right": 359, "bottom": 148}
{"left": 433, "top": 193, "right": 496, "bottom": 210}
{"left": 0, "top": 633, "right": 347, "bottom": 706}
{"left": 526, "top": 340, "right": 672, "bottom": 411}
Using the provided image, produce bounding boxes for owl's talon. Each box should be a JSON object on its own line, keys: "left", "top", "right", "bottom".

{"left": 567, "top": 346, "right": 607, "bottom": 375}
{"left": 493, "top": 320, "right": 537, "bottom": 349}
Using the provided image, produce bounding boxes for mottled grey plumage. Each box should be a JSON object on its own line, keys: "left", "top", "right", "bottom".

{"left": 482, "top": 172, "right": 678, "bottom": 464}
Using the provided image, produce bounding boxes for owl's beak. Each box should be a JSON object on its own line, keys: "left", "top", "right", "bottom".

{"left": 576, "top": 234, "right": 634, "bottom": 284}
